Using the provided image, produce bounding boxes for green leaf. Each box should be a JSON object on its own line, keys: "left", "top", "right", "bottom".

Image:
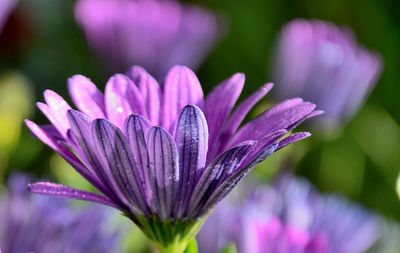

{"left": 183, "top": 238, "right": 198, "bottom": 253}
{"left": 219, "top": 242, "right": 237, "bottom": 253}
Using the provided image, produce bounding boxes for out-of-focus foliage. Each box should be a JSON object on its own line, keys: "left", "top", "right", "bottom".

{"left": 0, "top": 72, "right": 33, "bottom": 178}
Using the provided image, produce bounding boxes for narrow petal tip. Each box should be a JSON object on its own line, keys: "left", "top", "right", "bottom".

{"left": 182, "top": 104, "right": 202, "bottom": 112}
{"left": 67, "top": 74, "right": 89, "bottom": 84}
{"left": 263, "top": 82, "right": 274, "bottom": 91}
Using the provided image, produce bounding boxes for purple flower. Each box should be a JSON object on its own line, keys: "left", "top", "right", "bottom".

{"left": 272, "top": 19, "right": 382, "bottom": 128}
{"left": 75, "top": 0, "right": 220, "bottom": 78}
{"left": 25, "top": 65, "right": 320, "bottom": 252}
{"left": 0, "top": 0, "right": 16, "bottom": 33}
{"left": 0, "top": 173, "right": 120, "bottom": 253}
{"left": 197, "top": 176, "right": 380, "bottom": 253}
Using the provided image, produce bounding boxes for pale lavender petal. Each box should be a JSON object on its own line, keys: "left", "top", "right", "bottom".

{"left": 146, "top": 126, "right": 179, "bottom": 220}
{"left": 174, "top": 105, "right": 208, "bottom": 217}
{"left": 161, "top": 65, "right": 204, "bottom": 132}
{"left": 188, "top": 142, "right": 254, "bottom": 217}
{"left": 273, "top": 19, "right": 383, "bottom": 126}
{"left": 92, "top": 118, "right": 149, "bottom": 214}
{"left": 28, "top": 182, "right": 120, "bottom": 209}
{"left": 68, "top": 75, "right": 105, "bottom": 119}
{"left": 207, "top": 83, "right": 273, "bottom": 161}
{"left": 105, "top": 74, "right": 145, "bottom": 129}
{"left": 124, "top": 114, "right": 152, "bottom": 208}
{"left": 344, "top": 50, "right": 382, "bottom": 119}
{"left": 75, "top": 0, "right": 219, "bottom": 78}
{"left": 205, "top": 73, "right": 244, "bottom": 157}
{"left": 277, "top": 132, "right": 311, "bottom": 150}
{"left": 231, "top": 100, "right": 316, "bottom": 146}
{"left": 25, "top": 119, "right": 108, "bottom": 195}
{"left": 127, "top": 66, "right": 162, "bottom": 125}
{"left": 38, "top": 90, "right": 72, "bottom": 138}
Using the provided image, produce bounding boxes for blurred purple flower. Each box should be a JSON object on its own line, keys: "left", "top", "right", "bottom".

{"left": 0, "top": 173, "right": 119, "bottom": 253}
{"left": 0, "top": 0, "right": 16, "bottom": 33}
{"left": 25, "top": 65, "right": 320, "bottom": 252}
{"left": 75, "top": 0, "right": 220, "bottom": 78}
{"left": 197, "top": 176, "right": 380, "bottom": 253}
{"left": 273, "top": 19, "right": 382, "bottom": 128}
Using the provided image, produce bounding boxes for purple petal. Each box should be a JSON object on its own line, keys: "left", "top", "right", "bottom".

{"left": 188, "top": 142, "right": 254, "bottom": 217}
{"left": 276, "top": 132, "right": 311, "bottom": 150}
{"left": 201, "top": 142, "right": 279, "bottom": 216}
{"left": 38, "top": 90, "right": 72, "bottom": 138}
{"left": 127, "top": 66, "right": 162, "bottom": 125}
{"left": 239, "top": 129, "right": 287, "bottom": 169}
{"left": 28, "top": 182, "right": 120, "bottom": 209}
{"left": 37, "top": 124, "right": 64, "bottom": 141}
{"left": 146, "top": 126, "right": 179, "bottom": 220}
{"left": 231, "top": 99, "right": 316, "bottom": 145}
{"left": 286, "top": 110, "right": 324, "bottom": 132}
{"left": 205, "top": 73, "right": 244, "bottom": 158}
{"left": 91, "top": 118, "right": 148, "bottom": 214}
{"left": 25, "top": 119, "right": 108, "bottom": 195}
{"left": 195, "top": 131, "right": 285, "bottom": 216}
{"left": 173, "top": 105, "right": 208, "bottom": 218}
{"left": 207, "top": 83, "right": 273, "bottom": 162}
{"left": 68, "top": 74, "right": 105, "bottom": 119}
{"left": 104, "top": 74, "right": 145, "bottom": 129}
{"left": 67, "top": 110, "right": 126, "bottom": 204}
{"left": 124, "top": 114, "right": 153, "bottom": 209}
{"left": 161, "top": 65, "right": 204, "bottom": 132}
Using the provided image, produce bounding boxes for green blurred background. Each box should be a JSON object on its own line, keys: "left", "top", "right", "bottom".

{"left": 1, "top": 0, "right": 399, "bottom": 243}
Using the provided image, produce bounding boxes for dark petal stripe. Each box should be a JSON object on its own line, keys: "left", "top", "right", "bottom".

{"left": 187, "top": 142, "right": 254, "bottom": 216}
{"left": 205, "top": 73, "right": 244, "bottom": 161}
{"left": 125, "top": 115, "right": 153, "bottom": 211}
{"left": 92, "top": 119, "right": 147, "bottom": 214}
{"left": 25, "top": 120, "right": 109, "bottom": 197}
{"left": 173, "top": 105, "right": 208, "bottom": 218}
{"left": 67, "top": 110, "right": 126, "bottom": 204}
{"left": 146, "top": 127, "right": 179, "bottom": 220}
{"left": 199, "top": 142, "right": 279, "bottom": 217}
{"left": 207, "top": 83, "right": 273, "bottom": 162}
{"left": 28, "top": 182, "right": 120, "bottom": 209}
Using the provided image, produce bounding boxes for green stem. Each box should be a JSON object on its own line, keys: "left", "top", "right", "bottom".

{"left": 134, "top": 215, "right": 205, "bottom": 253}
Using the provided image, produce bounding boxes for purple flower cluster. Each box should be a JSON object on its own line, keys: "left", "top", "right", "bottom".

{"left": 75, "top": 0, "right": 220, "bottom": 78}
{"left": 25, "top": 65, "right": 320, "bottom": 251}
{"left": 0, "top": 174, "right": 119, "bottom": 253}
{"left": 197, "top": 175, "right": 380, "bottom": 253}
{"left": 273, "top": 19, "right": 382, "bottom": 128}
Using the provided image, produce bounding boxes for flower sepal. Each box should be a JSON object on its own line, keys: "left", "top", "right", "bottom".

{"left": 135, "top": 215, "right": 207, "bottom": 253}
